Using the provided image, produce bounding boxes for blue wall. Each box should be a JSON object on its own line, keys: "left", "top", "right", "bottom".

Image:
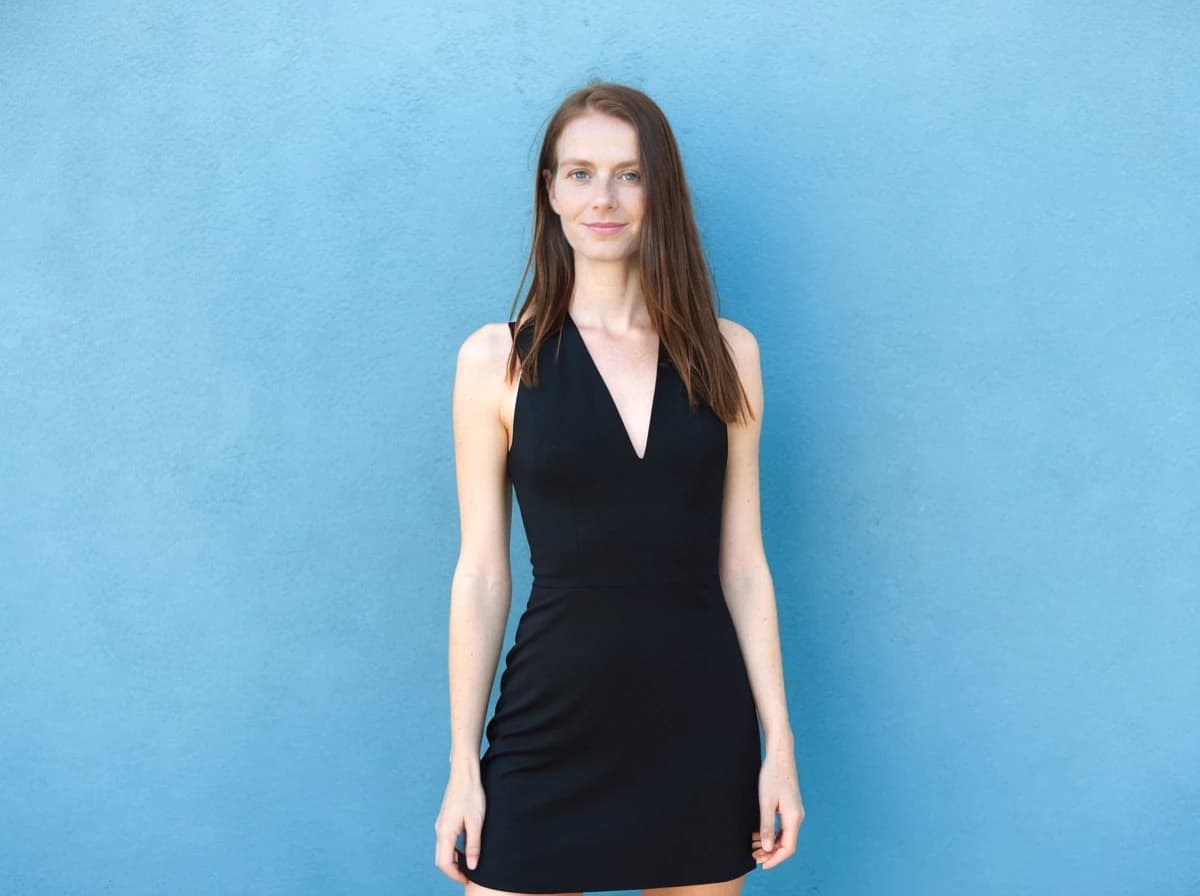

{"left": 2, "top": 2, "right": 1197, "bottom": 894}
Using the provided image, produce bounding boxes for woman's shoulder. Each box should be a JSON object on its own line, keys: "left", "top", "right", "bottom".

{"left": 457, "top": 321, "right": 513, "bottom": 363}
{"left": 459, "top": 311, "right": 541, "bottom": 369}
{"left": 716, "top": 315, "right": 759, "bottom": 359}
{"left": 716, "top": 315, "right": 763, "bottom": 402}
{"left": 455, "top": 321, "right": 526, "bottom": 393}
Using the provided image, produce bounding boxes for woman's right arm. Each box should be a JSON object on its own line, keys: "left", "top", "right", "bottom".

{"left": 434, "top": 323, "right": 515, "bottom": 882}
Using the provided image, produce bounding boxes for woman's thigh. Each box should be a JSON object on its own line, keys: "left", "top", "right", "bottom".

{"left": 465, "top": 884, "right": 581, "bottom": 896}
{"left": 642, "top": 871, "right": 748, "bottom": 896}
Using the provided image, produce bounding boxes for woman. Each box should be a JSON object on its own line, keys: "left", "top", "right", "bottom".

{"left": 435, "top": 80, "right": 804, "bottom": 895}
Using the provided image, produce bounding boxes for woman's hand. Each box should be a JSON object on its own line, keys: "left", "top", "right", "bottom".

{"left": 434, "top": 765, "right": 486, "bottom": 883}
{"left": 751, "top": 743, "right": 805, "bottom": 870}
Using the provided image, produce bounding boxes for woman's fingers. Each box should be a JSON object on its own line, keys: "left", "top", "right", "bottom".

{"left": 752, "top": 798, "right": 805, "bottom": 869}
{"left": 434, "top": 820, "right": 468, "bottom": 884}
{"left": 759, "top": 804, "right": 803, "bottom": 869}
{"left": 750, "top": 829, "right": 776, "bottom": 864}
{"left": 759, "top": 827, "right": 794, "bottom": 869}
{"left": 463, "top": 814, "right": 483, "bottom": 870}
{"left": 758, "top": 802, "right": 778, "bottom": 852}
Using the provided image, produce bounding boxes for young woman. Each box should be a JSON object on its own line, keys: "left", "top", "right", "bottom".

{"left": 435, "top": 81, "right": 804, "bottom": 895}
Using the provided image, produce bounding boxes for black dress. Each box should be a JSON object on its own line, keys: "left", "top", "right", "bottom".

{"left": 456, "top": 313, "right": 761, "bottom": 893}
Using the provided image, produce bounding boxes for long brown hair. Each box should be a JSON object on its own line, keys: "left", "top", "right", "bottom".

{"left": 505, "top": 80, "right": 753, "bottom": 425}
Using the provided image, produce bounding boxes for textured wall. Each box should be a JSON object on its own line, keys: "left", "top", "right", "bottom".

{"left": 2, "top": 2, "right": 1197, "bottom": 894}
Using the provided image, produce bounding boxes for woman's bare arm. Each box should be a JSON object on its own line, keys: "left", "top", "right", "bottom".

{"left": 447, "top": 322, "right": 517, "bottom": 775}
{"left": 715, "top": 318, "right": 793, "bottom": 753}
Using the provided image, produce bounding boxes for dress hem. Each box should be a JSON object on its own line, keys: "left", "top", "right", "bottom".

{"left": 459, "top": 855, "right": 757, "bottom": 894}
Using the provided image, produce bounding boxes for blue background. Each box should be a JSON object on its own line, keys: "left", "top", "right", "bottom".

{"left": 3, "top": 2, "right": 1197, "bottom": 894}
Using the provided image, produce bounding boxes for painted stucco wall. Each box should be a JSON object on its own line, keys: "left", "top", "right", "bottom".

{"left": 2, "top": 2, "right": 1197, "bottom": 894}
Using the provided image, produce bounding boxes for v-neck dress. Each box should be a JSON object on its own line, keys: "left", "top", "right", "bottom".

{"left": 456, "top": 314, "right": 761, "bottom": 893}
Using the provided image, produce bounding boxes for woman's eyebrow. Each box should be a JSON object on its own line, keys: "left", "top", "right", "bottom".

{"left": 559, "top": 158, "right": 640, "bottom": 169}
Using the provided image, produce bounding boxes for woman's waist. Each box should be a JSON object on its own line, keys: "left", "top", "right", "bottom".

{"left": 528, "top": 560, "right": 721, "bottom": 590}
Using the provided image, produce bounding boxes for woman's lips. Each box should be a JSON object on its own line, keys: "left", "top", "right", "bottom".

{"left": 585, "top": 223, "right": 625, "bottom": 234}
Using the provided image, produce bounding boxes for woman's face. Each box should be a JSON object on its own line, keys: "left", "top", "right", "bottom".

{"left": 544, "top": 112, "right": 644, "bottom": 264}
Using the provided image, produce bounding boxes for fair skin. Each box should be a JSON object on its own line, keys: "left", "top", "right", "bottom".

{"left": 435, "top": 111, "right": 804, "bottom": 895}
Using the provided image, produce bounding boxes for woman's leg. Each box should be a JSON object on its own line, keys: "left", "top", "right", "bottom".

{"left": 641, "top": 871, "right": 748, "bottom": 896}
{"left": 465, "top": 884, "right": 582, "bottom": 896}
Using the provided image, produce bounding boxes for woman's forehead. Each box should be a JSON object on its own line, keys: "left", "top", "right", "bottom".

{"left": 556, "top": 114, "right": 639, "bottom": 163}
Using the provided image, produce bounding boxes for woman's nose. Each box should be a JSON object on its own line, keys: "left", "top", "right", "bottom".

{"left": 592, "top": 175, "right": 617, "bottom": 206}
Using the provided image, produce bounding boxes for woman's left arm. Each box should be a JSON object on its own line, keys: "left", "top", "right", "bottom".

{"left": 716, "top": 318, "right": 805, "bottom": 870}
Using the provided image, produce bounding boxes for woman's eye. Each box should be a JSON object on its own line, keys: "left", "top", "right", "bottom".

{"left": 566, "top": 169, "right": 639, "bottom": 182}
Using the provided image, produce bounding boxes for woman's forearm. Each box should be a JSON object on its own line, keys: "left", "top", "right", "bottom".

{"left": 721, "top": 560, "right": 793, "bottom": 749}
{"left": 447, "top": 565, "right": 512, "bottom": 775}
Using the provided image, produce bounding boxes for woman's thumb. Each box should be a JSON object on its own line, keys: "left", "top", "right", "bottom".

{"left": 760, "top": 807, "right": 775, "bottom": 851}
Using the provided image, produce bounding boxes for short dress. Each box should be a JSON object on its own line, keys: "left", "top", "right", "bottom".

{"left": 456, "top": 314, "right": 761, "bottom": 893}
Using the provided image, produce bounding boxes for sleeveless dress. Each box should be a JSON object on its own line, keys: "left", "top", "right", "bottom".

{"left": 456, "top": 313, "right": 761, "bottom": 893}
